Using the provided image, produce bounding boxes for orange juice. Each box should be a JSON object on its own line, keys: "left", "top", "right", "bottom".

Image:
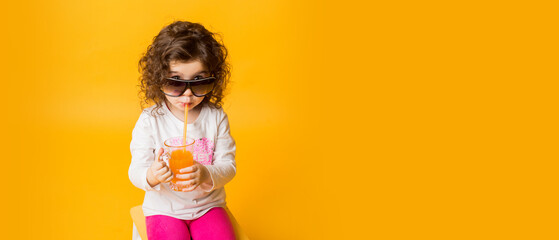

{"left": 169, "top": 148, "right": 194, "bottom": 190}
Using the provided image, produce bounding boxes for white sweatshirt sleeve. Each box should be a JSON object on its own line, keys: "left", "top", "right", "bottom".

{"left": 199, "top": 110, "right": 237, "bottom": 192}
{"left": 128, "top": 112, "right": 161, "bottom": 191}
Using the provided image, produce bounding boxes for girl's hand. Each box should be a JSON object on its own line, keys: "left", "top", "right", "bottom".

{"left": 174, "top": 161, "right": 210, "bottom": 192}
{"left": 146, "top": 148, "right": 173, "bottom": 187}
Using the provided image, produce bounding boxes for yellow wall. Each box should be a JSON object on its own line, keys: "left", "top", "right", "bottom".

{"left": 1, "top": 0, "right": 557, "bottom": 239}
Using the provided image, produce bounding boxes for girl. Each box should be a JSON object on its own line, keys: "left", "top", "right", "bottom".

{"left": 129, "top": 20, "right": 236, "bottom": 240}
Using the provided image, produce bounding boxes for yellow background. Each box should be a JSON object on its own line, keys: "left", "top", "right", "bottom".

{"left": 1, "top": 0, "right": 557, "bottom": 239}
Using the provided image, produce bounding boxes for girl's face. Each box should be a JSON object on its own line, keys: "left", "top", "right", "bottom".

{"left": 164, "top": 59, "right": 209, "bottom": 113}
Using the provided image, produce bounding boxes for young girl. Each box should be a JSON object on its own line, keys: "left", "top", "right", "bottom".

{"left": 129, "top": 20, "right": 236, "bottom": 240}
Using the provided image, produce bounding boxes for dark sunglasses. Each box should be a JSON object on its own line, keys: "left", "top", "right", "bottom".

{"left": 161, "top": 76, "right": 216, "bottom": 97}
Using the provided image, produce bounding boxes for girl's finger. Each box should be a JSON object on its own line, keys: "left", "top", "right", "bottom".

{"left": 153, "top": 161, "right": 165, "bottom": 170}
{"left": 176, "top": 179, "right": 197, "bottom": 187}
{"left": 155, "top": 148, "right": 164, "bottom": 162}
{"left": 164, "top": 175, "right": 173, "bottom": 183}
{"left": 175, "top": 180, "right": 189, "bottom": 187}
{"left": 181, "top": 182, "right": 198, "bottom": 192}
{"left": 180, "top": 165, "right": 198, "bottom": 174}
{"left": 175, "top": 173, "right": 196, "bottom": 180}
{"left": 161, "top": 170, "right": 172, "bottom": 179}
{"left": 174, "top": 173, "right": 186, "bottom": 179}
{"left": 160, "top": 172, "right": 172, "bottom": 183}
{"left": 155, "top": 166, "right": 170, "bottom": 176}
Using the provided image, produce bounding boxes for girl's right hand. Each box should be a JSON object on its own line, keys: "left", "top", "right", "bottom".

{"left": 146, "top": 148, "right": 173, "bottom": 187}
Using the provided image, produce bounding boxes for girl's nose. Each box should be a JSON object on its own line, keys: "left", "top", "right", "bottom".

{"left": 182, "top": 88, "right": 194, "bottom": 97}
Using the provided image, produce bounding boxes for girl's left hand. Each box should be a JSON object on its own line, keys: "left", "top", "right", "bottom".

{"left": 175, "top": 161, "right": 211, "bottom": 192}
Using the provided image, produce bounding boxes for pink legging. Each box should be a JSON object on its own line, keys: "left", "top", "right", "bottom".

{"left": 145, "top": 207, "right": 235, "bottom": 240}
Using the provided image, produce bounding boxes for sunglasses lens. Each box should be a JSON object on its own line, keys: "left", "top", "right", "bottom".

{"left": 191, "top": 79, "right": 215, "bottom": 96}
{"left": 162, "top": 79, "right": 187, "bottom": 96}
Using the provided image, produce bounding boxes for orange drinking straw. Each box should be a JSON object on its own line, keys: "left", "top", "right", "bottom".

{"left": 183, "top": 104, "right": 188, "bottom": 146}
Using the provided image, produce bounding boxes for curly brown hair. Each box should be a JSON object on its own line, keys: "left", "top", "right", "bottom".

{"left": 138, "top": 20, "right": 230, "bottom": 115}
